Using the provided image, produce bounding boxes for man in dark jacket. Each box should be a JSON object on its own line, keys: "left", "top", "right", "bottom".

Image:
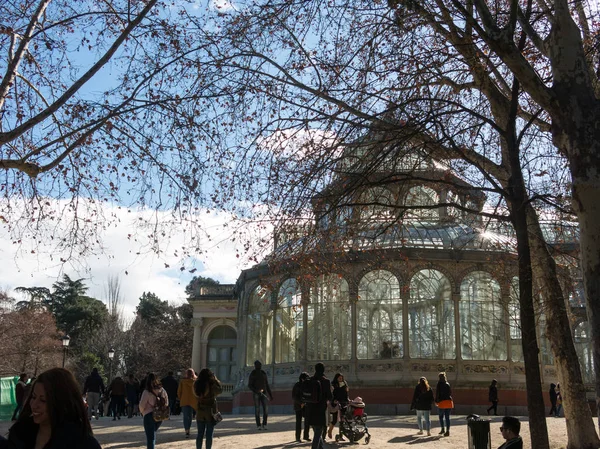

{"left": 498, "top": 416, "right": 523, "bottom": 449}
{"left": 248, "top": 360, "right": 273, "bottom": 430}
{"left": 11, "top": 373, "right": 28, "bottom": 421}
{"left": 292, "top": 372, "right": 310, "bottom": 442}
{"left": 83, "top": 368, "right": 105, "bottom": 420}
{"left": 487, "top": 379, "right": 499, "bottom": 415}
{"left": 160, "top": 371, "right": 179, "bottom": 415}
{"left": 305, "top": 362, "right": 332, "bottom": 449}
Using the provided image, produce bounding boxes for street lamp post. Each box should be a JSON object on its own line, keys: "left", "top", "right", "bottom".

{"left": 108, "top": 347, "right": 115, "bottom": 384}
{"left": 61, "top": 335, "right": 70, "bottom": 368}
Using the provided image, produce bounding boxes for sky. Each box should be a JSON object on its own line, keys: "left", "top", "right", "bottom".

{"left": 0, "top": 202, "right": 263, "bottom": 322}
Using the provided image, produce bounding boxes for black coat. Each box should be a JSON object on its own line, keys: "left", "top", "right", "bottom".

{"left": 411, "top": 386, "right": 434, "bottom": 411}
{"left": 6, "top": 419, "right": 101, "bottom": 449}
{"left": 489, "top": 385, "right": 498, "bottom": 402}
{"left": 160, "top": 375, "right": 179, "bottom": 399}
{"left": 305, "top": 374, "right": 332, "bottom": 427}
{"left": 435, "top": 381, "right": 452, "bottom": 403}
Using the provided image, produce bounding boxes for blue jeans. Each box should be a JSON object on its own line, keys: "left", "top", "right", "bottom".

{"left": 438, "top": 408, "right": 450, "bottom": 430}
{"left": 253, "top": 393, "right": 268, "bottom": 427}
{"left": 416, "top": 409, "right": 431, "bottom": 431}
{"left": 197, "top": 420, "right": 215, "bottom": 449}
{"left": 143, "top": 413, "right": 162, "bottom": 449}
{"left": 182, "top": 405, "right": 194, "bottom": 432}
{"left": 311, "top": 425, "right": 324, "bottom": 449}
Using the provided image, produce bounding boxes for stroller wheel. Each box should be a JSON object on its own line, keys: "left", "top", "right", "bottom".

{"left": 365, "top": 435, "right": 371, "bottom": 444}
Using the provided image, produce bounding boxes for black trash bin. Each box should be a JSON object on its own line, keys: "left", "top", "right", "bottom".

{"left": 467, "top": 417, "right": 491, "bottom": 449}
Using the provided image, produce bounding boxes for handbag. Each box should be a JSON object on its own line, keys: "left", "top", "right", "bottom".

{"left": 153, "top": 392, "right": 170, "bottom": 422}
{"left": 212, "top": 399, "right": 223, "bottom": 425}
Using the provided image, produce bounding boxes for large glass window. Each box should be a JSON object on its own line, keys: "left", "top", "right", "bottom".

{"left": 359, "top": 187, "right": 395, "bottom": 222}
{"left": 405, "top": 186, "right": 439, "bottom": 220}
{"left": 307, "top": 274, "right": 351, "bottom": 361}
{"left": 508, "top": 278, "right": 524, "bottom": 362}
{"left": 275, "top": 278, "right": 303, "bottom": 363}
{"left": 357, "top": 270, "right": 403, "bottom": 359}
{"left": 408, "top": 269, "right": 455, "bottom": 359}
{"left": 246, "top": 285, "right": 273, "bottom": 366}
{"left": 207, "top": 326, "right": 237, "bottom": 383}
{"left": 459, "top": 271, "right": 506, "bottom": 360}
{"left": 574, "top": 321, "right": 594, "bottom": 383}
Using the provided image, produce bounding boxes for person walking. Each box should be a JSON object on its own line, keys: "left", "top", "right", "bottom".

{"left": 248, "top": 360, "right": 273, "bottom": 430}
{"left": 305, "top": 362, "right": 332, "bottom": 449}
{"left": 487, "top": 379, "right": 499, "bottom": 416}
{"left": 139, "top": 373, "right": 169, "bottom": 449}
{"left": 178, "top": 368, "right": 198, "bottom": 438}
{"left": 549, "top": 383, "right": 558, "bottom": 416}
{"left": 11, "top": 373, "right": 28, "bottom": 421}
{"left": 6, "top": 368, "right": 101, "bottom": 449}
{"left": 108, "top": 375, "right": 127, "bottom": 420}
{"left": 411, "top": 376, "right": 435, "bottom": 436}
{"left": 292, "top": 372, "right": 310, "bottom": 442}
{"left": 83, "top": 367, "right": 105, "bottom": 420}
{"left": 161, "top": 371, "right": 179, "bottom": 415}
{"left": 328, "top": 373, "right": 349, "bottom": 440}
{"left": 126, "top": 374, "right": 140, "bottom": 418}
{"left": 194, "top": 368, "right": 223, "bottom": 449}
{"left": 555, "top": 383, "right": 563, "bottom": 417}
{"left": 435, "top": 371, "right": 453, "bottom": 437}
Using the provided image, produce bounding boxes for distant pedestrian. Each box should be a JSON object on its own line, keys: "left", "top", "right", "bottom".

{"left": 108, "top": 375, "right": 127, "bottom": 420}
{"left": 161, "top": 371, "right": 179, "bottom": 415}
{"left": 548, "top": 383, "right": 557, "bottom": 416}
{"left": 487, "top": 379, "right": 499, "bottom": 415}
{"left": 178, "top": 368, "right": 198, "bottom": 438}
{"left": 248, "top": 360, "right": 273, "bottom": 430}
{"left": 555, "top": 383, "right": 563, "bottom": 417}
{"left": 126, "top": 374, "right": 140, "bottom": 418}
{"left": 435, "top": 371, "right": 453, "bottom": 437}
{"left": 11, "top": 373, "right": 28, "bottom": 421}
{"left": 305, "top": 362, "right": 332, "bottom": 449}
{"left": 498, "top": 416, "right": 523, "bottom": 449}
{"left": 411, "top": 376, "right": 434, "bottom": 436}
{"left": 139, "top": 372, "right": 169, "bottom": 449}
{"left": 292, "top": 372, "right": 310, "bottom": 442}
{"left": 83, "top": 367, "right": 105, "bottom": 420}
{"left": 194, "top": 368, "right": 223, "bottom": 449}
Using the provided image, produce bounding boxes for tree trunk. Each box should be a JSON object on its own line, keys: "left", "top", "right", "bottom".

{"left": 526, "top": 206, "right": 600, "bottom": 449}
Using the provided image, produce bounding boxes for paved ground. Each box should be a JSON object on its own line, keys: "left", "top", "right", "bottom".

{"left": 0, "top": 414, "right": 572, "bottom": 448}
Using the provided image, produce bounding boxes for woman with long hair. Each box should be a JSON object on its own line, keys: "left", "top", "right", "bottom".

{"left": 435, "top": 372, "right": 453, "bottom": 437}
{"left": 139, "top": 373, "right": 169, "bottom": 449}
{"left": 410, "top": 377, "right": 435, "bottom": 436}
{"left": 6, "top": 367, "right": 101, "bottom": 448}
{"left": 328, "top": 373, "right": 349, "bottom": 440}
{"left": 194, "top": 368, "right": 222, "bottom": 449}
{"left": 177, "top": 368, "right": 198, "bottom": 438}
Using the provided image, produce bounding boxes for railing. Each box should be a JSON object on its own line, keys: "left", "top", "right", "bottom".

{"left": 220, "top": 383, "right": 235, "bottom": 397}
{"left": 198, "top": 285, "right": 234, "bottom": 296}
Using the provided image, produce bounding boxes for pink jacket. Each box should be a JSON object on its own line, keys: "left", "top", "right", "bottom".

{"left": 139, "top": 387, "right": 168, "bottom": 416}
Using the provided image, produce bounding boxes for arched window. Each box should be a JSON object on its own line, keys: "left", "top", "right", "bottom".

{"left": 275, "top": 278, "right": 303, "bottom": 363}
{"left": 459, "top": 271, "right": 506, "bottom": 360}
{"left": 357, "top": 270, "right": 402, "bottom": 359}
{"left": 574, "top": 321, "right": 594, "bottom": 383}
{"left": 307, "top": 274, "right": 351, "bottom": 361}
{"left": 508, "top": 278, "right": 523, "bottom": 362}
{"left": 246, "top": 285, "right": 273, "bottom": 366}
{"left": 359, "top": 187, "right": 395, "bottom": 222}
{"left": 405, "top": 186, "right": 439, "bottom": 220}
{"left": 408, "top": 269, "right": 455, "bottom": 359}
{"left": 207, "top": 326, "right": 237, "bottom": 383}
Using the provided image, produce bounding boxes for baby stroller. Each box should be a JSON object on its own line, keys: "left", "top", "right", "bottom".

{"left": 335, "top": 397, "right": 371, "bottom": 444}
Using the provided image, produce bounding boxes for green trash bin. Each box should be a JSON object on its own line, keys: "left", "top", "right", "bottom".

{"left": 467, "top": 417, "right": 491, "bottom": 449}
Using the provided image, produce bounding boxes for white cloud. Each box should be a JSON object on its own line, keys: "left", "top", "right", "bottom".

{"left": 0, "top": 199, "right": 271, "bottom": 322}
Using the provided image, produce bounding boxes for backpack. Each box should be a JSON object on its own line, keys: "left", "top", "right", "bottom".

{"left": 153, "top": 391, "right": 170, "bottom": 422}
{"left": 301, "top": 376, "right": 322, "bottom": 404}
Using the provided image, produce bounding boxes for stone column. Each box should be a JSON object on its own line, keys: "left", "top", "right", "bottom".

{"left": 191, "top": 318, "right": 204, "bottom": 374}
